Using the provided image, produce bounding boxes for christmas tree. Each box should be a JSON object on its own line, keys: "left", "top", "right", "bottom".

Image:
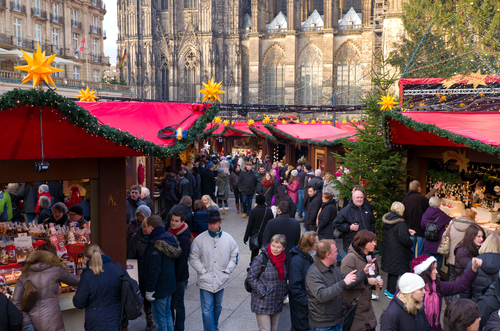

{"left": 390, "top": 0, "right": 500, "bottom": 78}
{"left": 332, "top": 57, "right": 407, "bottom": 239}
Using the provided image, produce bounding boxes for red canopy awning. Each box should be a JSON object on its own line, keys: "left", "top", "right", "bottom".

{"left": 265, "top": 123, "right": 355, "bottom": 146}
{"left": 249, "top": 123, "right": 277, "bottom": 141}
{"left": 385, "top": 111, "right": 500, "bottom": 154}
{"left": 0, "top": 89, "right": 214, "bottom": 160}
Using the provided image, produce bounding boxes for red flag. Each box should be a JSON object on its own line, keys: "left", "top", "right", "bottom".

{"left": 79, "top": 38, "right": 85, "bottom": 51}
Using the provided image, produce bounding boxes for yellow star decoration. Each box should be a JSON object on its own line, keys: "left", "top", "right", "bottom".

{"left": 439, "top": 95, "right": 447, "bottom": 102}
{"left": 460, "top": 103, "right": 466, "bottom": 107}
{"left": 248, "top": 119, "right": 255, "bottom": 125}
{"left": 282, "top": 120, "right": 286, "bottom": 124}
{"left": 304, "top": 121, "right": 309, "bottom": 124}
{"left": 14, "top": 44, "right": 64, "bottom": 88}
{"left": 342, "top": 120, "right": 347, "bottom": 125}
{"left": 273, "top": 118, "right": 278, "bottom": 123}
{"left": 199, "top": 77, "right": 226, "bottom": 103}
{"left": 311, "top": 120, "right": 316, "bottom": 124}
{"left": 480, "top": 93, "right": 485, "bottom": 98}
{"left": 213, "top": 116, "right": 222, "bottom": 124}
{"left": 75, "top": 86, "right": 99, "bottom": 102}
{"left": 223, "top": 120, "right": 230, "bottom": 126}
{"left": 378, "top": 94, "right": 398, "bottom": 111}
{"left": 263, "top": 116, "right": 271, "bottom": 124}
{"left": 322, "top": 121, "right": 326, "bottom": 124}
{"left": 327, "top": 121, "right": 331, "bottom": 125}
{"left": 419, "top": 102, "right": 425, "bottom": 106}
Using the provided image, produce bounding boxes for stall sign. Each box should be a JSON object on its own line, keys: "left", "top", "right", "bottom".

{"left": 442, "top": 149, "right": 470, "bottom": 172}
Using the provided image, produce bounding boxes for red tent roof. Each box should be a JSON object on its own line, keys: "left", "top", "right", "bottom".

{"left": 385, "top": 111, "right": 500, "bottom": 154}
{"left": 249, "top": 123, "right": 277, "bottom": 141}
{"left": 265, "top": 123, "right": 355, "bottom": 146}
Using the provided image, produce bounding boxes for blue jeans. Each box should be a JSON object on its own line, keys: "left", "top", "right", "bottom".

{"left": 200, "top": 289, "right": 224, "bottom": 331}
{"left": 241, "top": 194, "right": 253, "bottom": 215}
{"left": 26, "top": 213, "right": 36, "bottom": 223}
{"left": 411, "top": 235, "right": 425, "bottom": 258}
{"left": 311, "top": 325, "right": 342, "bottom": 331}
{"left": 151, "top": 296, "right": 174, "bottom": 331}
{"left": 171, "top": 280, "right": 187, "bottom": 331}
{"left": 426, "top": 252, "right": 443, "bottom": 272}
{"left": 298, "top": 189, "right": 304, "bottom": 217}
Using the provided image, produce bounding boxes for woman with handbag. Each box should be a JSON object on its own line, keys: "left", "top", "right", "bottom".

{"left": 379, "top": 273, "right": 430, "bottom": 330}
{"left": 340, "top": 230, "right": 382, "bottom": 331}
{"left": 215, "top": 168, "right": 229, "bottom": 214}
{"left": 381, "top": 202, "right": 414, "bottom": 299}
{"left": 230, "top": 164, "right": 242, "bottom": 213}
{"left": 247, "top": 234, "right": 288, "bottom": 331}
{"left": 258, "top": 172, "right": 276, "bottom": 207}
{"left": 244, "top": 195, "right": 274, "bottom": 262}
{"left": 448, "top": 209, "right": 476, "bottom": 281}
{"left": 284, "top": 170, "right": 299, "bottom": 205}
{"left": 12, "top": 242, "right": 80, "bottom": 331}
{"left": 73, "top": 243, "right": 126, "bottom": 331}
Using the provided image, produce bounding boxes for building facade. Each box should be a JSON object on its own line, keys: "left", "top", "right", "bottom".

{"left": 117, "top": 0, "right": 405, "bottom": 103}
{"left": 0, "top": 0, "right": 133, "bottom": 97}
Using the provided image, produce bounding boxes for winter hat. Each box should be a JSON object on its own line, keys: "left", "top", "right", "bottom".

{"left": 265, "top": 155, "right": 271, "bottom": 159}
{"left": 206, "top": 210, "right": 221, "bottom": 223}
{"left": 398, "top": 273, "right": 426, "bottom": 294}
{"left": 291, "top": 170, "right": 298, "bottom": 177}
{"left": 136, "top": 205, "right": 152, "bottom": 218}
{"left": 69, "top": 205, "right": 84, "bottom": 216}
{"left": 221, "top": 156, "right": 226, "bottom": 160}
{"left": 256, "top": 194, "right": 266, "bottom": 205}
{"left": 246, "top": 162, "right": 253, "bottom": 166}
{"left": 218, "top": 168, "right": 225, "bottom": 172}
{"left": 305, "top": 164, "right": 312, "bottom": 171}
{"left": 411, "top": 254, "right": 437, "bottom": 275}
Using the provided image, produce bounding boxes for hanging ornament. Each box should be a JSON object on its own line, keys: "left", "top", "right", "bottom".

{"left": 213, "top": 116, "right": 222, "bottom": 124}
{"left": 176, "top": 127, "right": 183, "bottom": 140}
{"left": 263, "top": 116, "right": 271, "bottom": 124}
{"left": 223, "top": 119, "right": 230, "bottom": 125}
{"left": 76, "top": 86, "right": 99, "bottom": 102}
{"left": 248, "top": 119, "right": 255, "bottom": 125}
{"left": 14, "top": 44, "right": 64, "bottom": 88}
{"left": 378, "top": 94, "right": 398, "bottom": 111}
{"left": 137, "top": 163, "right": 145, "bottom": 185}
{"left": 199, "top": 77, "right": 226, "bottom": 103}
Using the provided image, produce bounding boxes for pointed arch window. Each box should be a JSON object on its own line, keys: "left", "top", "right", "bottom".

{"left": 264, "top": 47, "right": 285, "bottom": 105}
{"left": 343, "top": 0, "right": 362, "bottom": 12}
{"left": 242, "top": 48, "right": 249, "bottom": 104}
{"left": 184, "top": 50, "right": 197, "bottom": 102}
{"left": 335, "top": 44, "right": 361, "bottom": 105}
{"left": 300, "top": 46, "right": 323, "bottom": 105}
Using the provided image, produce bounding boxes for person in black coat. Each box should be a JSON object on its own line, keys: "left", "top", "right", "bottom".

{"left": 379, "top": 272, "right": 430, "bottom": 331}
{"left": 381, "top": 202, "right": 414, "bottom": 296}
{"left": 239, "top": 162, "right": 259, "bottom": 217}
{"left": 200, "top": 164, "right": 216, "bottom": 201}
{"left": 303, "top": 184, "right": 323, "bottom": 232}
{"left": 73, "top": 244, "right": 127, "bottom": 331}
{"left": 243, "top": 195, "right": 274, "bottom": 261}
{"left": 0, "top": 292, "right": 23, "bottom": 331}
{"left": 484, "top": 309, "right": 500, "bottom": 331}
{"left": 165, "top": 196, "right": 193, "bottom": 230}
{"left": 262, "top": 201, "right": 301, "bottom": 267}
{"left": 288, "top": 232, "right": 317, "bottom": 331}
{"left": 192, "top": 167, "right": 202, "bottom": 200}
{"left": 272, "top": 186, "right": 296, "bottom": 219}
{"left": 317, "top": 193, "right": 337, "bottom": 240}
{"left": 177, "top": 171, "right": 191, "bottom": 199}
{"left": 463, "top": 234, "right": 500, "bottom": 301}
{"left": 183, "top": 166, "right": 196, "bottom": 198}
{"left": 166, "top": 211, "right": 191, "bottom": 331}
{"left": 160, "top": 173, "right": 179, "bottom": 216}
{"left": 333, "top": 190, "right": 376, "bottom": 254}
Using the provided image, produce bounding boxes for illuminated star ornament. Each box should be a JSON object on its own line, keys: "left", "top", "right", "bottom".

{"left": 223, "top": 120, "right": 230, "bottom": 126}
{"left": 199, "top": 77, "right": 226, "bottom": 103}
{"left": 76, "top": 86, "right": 99, "bottom": 102}
{"left": 14, "top": 44, "right": 64, "bottom": 88}
{"left": 248, "top": 119, "right": 255, "bottom": 125}
{"left": 213, "top": 116, "right": 222, "bottom": 124}
{"left": 263, "top": 116, "right": 271, "bottom": 124}
{"left": 378, "top": 94, "right": 398, "bottom": 111}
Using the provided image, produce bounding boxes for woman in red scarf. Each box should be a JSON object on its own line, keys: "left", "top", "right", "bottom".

{"left": 246, "top": 234, "right": 287, "bottom": 331}
{"left": 35, "top": 184, "right": 52, "bottom": 214}
{"left": 258, "top": 172, "right": 276, "bottom": 207}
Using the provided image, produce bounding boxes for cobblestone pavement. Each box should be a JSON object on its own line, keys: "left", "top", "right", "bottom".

{"left": 129, "top": 196, "right": 394, "bottom": 331}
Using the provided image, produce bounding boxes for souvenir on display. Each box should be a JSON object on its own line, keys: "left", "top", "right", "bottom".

{"left": 14, "top": 234, "right": 33, "bottom": 263}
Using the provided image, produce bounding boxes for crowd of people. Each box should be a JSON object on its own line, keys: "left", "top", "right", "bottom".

{"left": 5, "top": 153, "right": 500, "bottom": 331}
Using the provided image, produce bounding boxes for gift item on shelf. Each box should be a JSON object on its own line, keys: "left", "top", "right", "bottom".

{"left": 472, "top": 207, "right": 500, "bottom": 224}
{"left": 14, "top": 234, "right": 33, "bottom": 263}
{"left": 439, "top": 198, "right": 465, "bottom": 217}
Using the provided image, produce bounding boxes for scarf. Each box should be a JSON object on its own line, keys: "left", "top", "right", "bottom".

{"left": 168, "top": 223, "right": 187, "bottom": 236}
{"left": 262, "top": 178, "right": 274, "bottom": 188}
{"left": 267, "top": 244, "right": 286, "bottom": 280}
{"left": 424, "top": 282, "right": 440, "bottom": 327}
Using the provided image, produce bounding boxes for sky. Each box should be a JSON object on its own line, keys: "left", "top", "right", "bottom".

{"left": 103, "top": 0, "right": 118, "bottom": 65}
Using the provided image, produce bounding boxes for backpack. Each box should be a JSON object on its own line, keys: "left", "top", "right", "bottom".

{"left": 424, "top": 216, "right": 440, "bottom": 241}
{"left": 113, "top": 262, "right": 143, "bottom": 323}
{"left": 244, "top": 253, "right": 268, "bottom": 293}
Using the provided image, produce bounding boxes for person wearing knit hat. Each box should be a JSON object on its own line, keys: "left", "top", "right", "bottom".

{"left": 68, "top": 205, "right": 87, "bottom": 228}
{"left": 126, "top": 205, "right": 152, "bottom": 245}
{"left": 409, "top": 254, "right": 483, "bottom": 331}
{"left": 380, "top": 273, "right": 429, "bottom": 329}
{"left": 284, "top": 169, "right": 300, "bottom": 205}
{"left": 291, "top": 170, "right": 298, "bottom": 177}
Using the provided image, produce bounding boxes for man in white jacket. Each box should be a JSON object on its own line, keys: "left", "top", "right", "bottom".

{"left": 189, "top": 210, "right": 239, "bottom": 331}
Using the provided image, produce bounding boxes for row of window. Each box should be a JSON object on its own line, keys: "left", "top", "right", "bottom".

{"left": 51, "top": 66, "right": 100, "bottom": 82}
{"left": 12, "top": 18, "right": 99, "bottom": 56}
{"left": 160, "top": 0, "right": 198, "bottom": 11}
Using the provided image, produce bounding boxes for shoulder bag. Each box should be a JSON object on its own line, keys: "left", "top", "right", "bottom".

{"left": 249, "top": 208, "right": 268, "bottom": 251}
{"left": 21, "top": 272, "right": 38, "bottom": 312}
{"left": 437, "top": 220, "right": 453, "bottom": 255}
{"left": 342, "top": 288, "right": 364, "bottom": 331}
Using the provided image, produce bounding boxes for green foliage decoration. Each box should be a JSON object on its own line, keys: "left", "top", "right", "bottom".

{"left": 426, "top": 168, "right": 461, "bottom": 184}
{"left": 0, "top": 88, "right": 219, "bottom": 159}
{"left": 332, "top": 57, "right": 407, "bottom": 240}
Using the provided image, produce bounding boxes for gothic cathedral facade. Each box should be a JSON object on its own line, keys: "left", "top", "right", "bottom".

{"left": 117, "top": 0, "right": 405, "bottom": 103}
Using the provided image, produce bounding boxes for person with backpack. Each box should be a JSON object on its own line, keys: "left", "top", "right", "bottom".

{"left": 246, "top": 234, "right": 288, "bottom": 331}
{"left": 421, "top": 197, "right": 453, "bottom": 272}
{"left": 140, "top": 215, "right": 181, "bottom": 331}
{"left": 73, "top": 243, "right": 126, "bottom": 331}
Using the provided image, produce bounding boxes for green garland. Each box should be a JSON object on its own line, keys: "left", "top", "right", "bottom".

{"left": 248, "top": 125, "right": 278, "bottom": 141}
{"left": 213, "top": 125, "right": 255, "bottom": 137}
{"left": 382, "top": 111, "right": 500, "bottom": 156}
{"left": 0, "top": 89, "right": 219, "bottom": 159}
{"left": 264, "top": 123, "right": 353, "bottom": 146}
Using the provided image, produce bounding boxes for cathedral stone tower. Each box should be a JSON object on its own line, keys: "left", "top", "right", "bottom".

{"left": 117, "top": 0, "right": 404, "bottom": 103}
